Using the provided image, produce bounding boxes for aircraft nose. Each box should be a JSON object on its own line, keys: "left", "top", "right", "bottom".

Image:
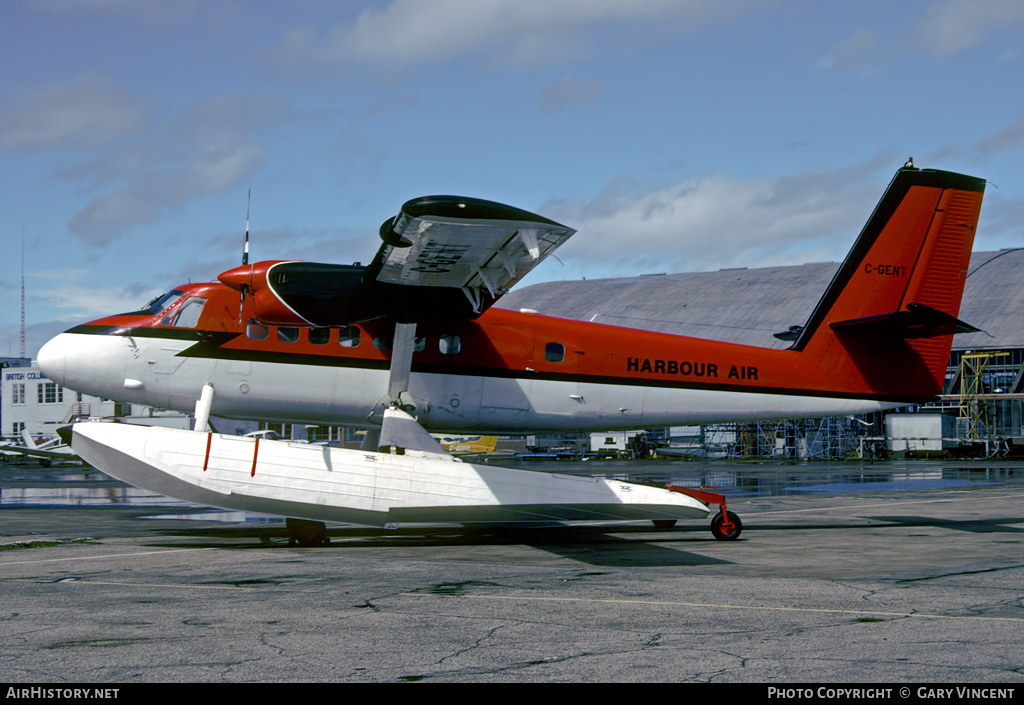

{"left": 36, "top": 334, "right": 67, "bottom": 386}
{"left": 36, "top": 330, "right": 129, "bottom": 400}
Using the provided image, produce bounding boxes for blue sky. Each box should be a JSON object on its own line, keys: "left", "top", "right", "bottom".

{"left": 3, "top": 0, "right": 1024, "bottom": 358}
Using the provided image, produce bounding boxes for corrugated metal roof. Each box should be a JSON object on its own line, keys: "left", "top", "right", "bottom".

{"left": 499, "top": 250, "right": 1024, "bottom": 351}
{"left": 954, "top": 250, "right": 1024, "bottom": 350}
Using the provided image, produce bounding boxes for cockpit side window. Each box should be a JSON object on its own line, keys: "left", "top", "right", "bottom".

{"left": 159, "top": 297, "right": 207, "bottom": 328}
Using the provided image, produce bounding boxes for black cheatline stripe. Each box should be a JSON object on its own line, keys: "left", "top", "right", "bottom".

{"left": 64, "top": 325, "right": 924, "bottom": 403}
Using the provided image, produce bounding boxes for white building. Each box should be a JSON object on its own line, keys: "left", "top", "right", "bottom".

{"left": 2, "top": 365, "right": 118, "bottom": 442}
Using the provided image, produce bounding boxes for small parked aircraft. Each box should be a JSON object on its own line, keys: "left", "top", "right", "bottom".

{"left": 37, "top": 165, "right": 985, "bottom": 539}
{"left": 433, "top": 434, "right": 500, "bottom": 455}
{"left": 0, "top": 430, "right": 79, "bottom": 465}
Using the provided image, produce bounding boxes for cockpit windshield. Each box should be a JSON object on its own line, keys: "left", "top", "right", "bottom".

{"left": 141, "top": 290, "right": 185, "bottom": 316}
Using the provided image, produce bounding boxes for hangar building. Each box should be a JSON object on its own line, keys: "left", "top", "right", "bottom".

{"left": 499, "top": 249, "right": 1024, "bottom": 458}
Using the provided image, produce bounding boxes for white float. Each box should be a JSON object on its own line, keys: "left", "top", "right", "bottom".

{"left": 71, "top": 411, "right": 711, "bottom": 528}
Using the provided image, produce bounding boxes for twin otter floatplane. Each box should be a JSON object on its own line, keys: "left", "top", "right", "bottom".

{"left": 37, "top": 165, "right": 986, "bottom": 540}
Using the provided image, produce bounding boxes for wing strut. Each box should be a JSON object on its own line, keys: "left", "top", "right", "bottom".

{"left": 378, "top": 321, "right": 453, "bottom": 460}
{"left": 387, "top": 322, "right": 417, "bottom": 405}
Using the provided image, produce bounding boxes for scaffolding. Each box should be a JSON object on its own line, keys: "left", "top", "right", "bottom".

{"left": 958, "top": 351, "right": 1009, "bottom": 440}
{"left": 696, "top": 417, "right": 869, "bottom": 460}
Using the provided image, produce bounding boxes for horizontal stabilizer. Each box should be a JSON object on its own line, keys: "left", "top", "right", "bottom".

{"left": 830, "top": 302, "right": 981, "bottom": 339}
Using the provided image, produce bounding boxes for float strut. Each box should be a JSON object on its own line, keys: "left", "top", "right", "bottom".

{"left": 193, "top": 383, "right": 214, "bottom": 433}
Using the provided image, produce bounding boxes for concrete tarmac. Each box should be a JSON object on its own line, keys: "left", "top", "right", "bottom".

{"left": 1, "top": 458, "right": 1023, "bottom": 683}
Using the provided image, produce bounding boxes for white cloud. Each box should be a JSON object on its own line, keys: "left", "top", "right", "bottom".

{"left": 29, "top": 0, "right": 201, "bottom": 25}
{"left": 542, "top": 160, "right": 894, "bottom": 277}
{"left": 976, "top": 111, "right": 1024, "bottom": 157}
{"left": 919, "top": 0, "right": 1024, "bottom": 55}
{"left": 69, "top": 143, "right": 267, "bottom": 245}
{"left": 536, "top": 76, "right": 604, "bottom": 113}
{"left": 169, "top": 92, "right": 289, "bottom": 147}
{"left": 16, "top": 88, "right": 288, "bottom": 246}
{"left": 30, "top": 268, "right": 159, "bottom": 320}
{"left": 276, "top": 0, "right": 765, "bottom": 71}
{"left": 0, "top": 76, "right": 150, "bottom": 151}
{"left": 813, "top": 29, "right": 879, "bottom": 77}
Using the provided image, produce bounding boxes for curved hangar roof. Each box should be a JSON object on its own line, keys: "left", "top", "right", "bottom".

{"left": 498, "top": 250, "right": 1024, "bottom": 351}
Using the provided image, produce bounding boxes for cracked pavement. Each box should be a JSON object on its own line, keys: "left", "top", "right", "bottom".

{"left": 1, "top": 460, "right": 1023, "bottom": 682}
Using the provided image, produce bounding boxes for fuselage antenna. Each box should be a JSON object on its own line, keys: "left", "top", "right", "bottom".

{"left": 242, "top": 188, "right": 251, "bottom": 266}
{"left": 239, "top": 189, "right": 252, "bottom": 325}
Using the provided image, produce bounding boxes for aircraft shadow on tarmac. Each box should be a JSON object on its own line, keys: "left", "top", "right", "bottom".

{"left": 136, "top": 509, "right": 1024, "bottom": 568}
{"left": 147, "top": 523, "right": 736, "bottom": 568}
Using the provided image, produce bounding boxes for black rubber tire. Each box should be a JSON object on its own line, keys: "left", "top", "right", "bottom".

{"left": 711, "top": 511, "right": 742, "bottom": 540}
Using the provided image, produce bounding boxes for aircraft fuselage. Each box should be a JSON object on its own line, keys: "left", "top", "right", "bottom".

{"left": 38, "top": 280, "right": 901, "bottom": 434}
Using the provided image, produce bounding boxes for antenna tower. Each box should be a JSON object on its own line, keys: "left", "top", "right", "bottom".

{"left": 20, "top": 226, "right": 25, "bottom": 358}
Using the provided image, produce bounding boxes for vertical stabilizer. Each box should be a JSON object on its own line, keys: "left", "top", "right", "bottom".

{"left": 795, "top": 166, "right": 985, "bottom": 400}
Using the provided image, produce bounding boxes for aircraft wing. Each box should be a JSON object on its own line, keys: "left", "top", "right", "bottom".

{"left": 371, "top": 196, "right": 576, "bottom": 313}
{"left": 219, "top": 195, "right": 575, "bottom": 326}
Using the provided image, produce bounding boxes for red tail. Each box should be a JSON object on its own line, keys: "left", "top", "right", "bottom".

{"left": 796, "top": 166, "right": 985, "bottom": 400}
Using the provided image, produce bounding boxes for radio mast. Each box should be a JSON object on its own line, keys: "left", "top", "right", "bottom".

{"left": 20, "top": 226, "right": 25, "bottom": 358}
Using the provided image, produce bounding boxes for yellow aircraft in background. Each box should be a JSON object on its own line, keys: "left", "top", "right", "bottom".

{"left": 434, "top": 435, "right": 500, "bottom": 455}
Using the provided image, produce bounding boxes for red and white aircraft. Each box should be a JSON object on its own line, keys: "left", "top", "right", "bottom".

{"left": 36, "top": 165, "right": 985, "bottom": 538}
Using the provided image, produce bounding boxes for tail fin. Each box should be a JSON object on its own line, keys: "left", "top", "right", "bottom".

{"left": 21, "top": 429, "right": 38, "bottom": 449}
{"left": 796, "top": 166, "right": 985, "bottom": 400}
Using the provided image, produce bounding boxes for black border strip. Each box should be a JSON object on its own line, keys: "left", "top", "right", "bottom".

{"left": 62, "top": 325, "right": 928, "bottom": 404}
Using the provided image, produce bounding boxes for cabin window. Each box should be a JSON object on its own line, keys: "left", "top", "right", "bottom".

{"left": 413, "top": 336, "right": 426, "bottom": 352}
{"left": 545, "top": 342, "right": 565, "bottom": 363}
{"left": 308, "top": 328, "right": 331, "bottom": 345}
{"left": 439, "top": 334, "right": 461, "bottom": 355}
{"left": 277, "top": 327, "right": 300, "bottom": 343}
{"left": 246, "top": 319, "right": 269, "bottom": 341}
{"left": 338, "top": 326, "right": 361, "bottom": 348}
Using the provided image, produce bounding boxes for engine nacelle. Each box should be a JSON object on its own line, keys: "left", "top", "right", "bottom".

{"left": 219, "top": 260, "right": 391, "bottom": 327}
